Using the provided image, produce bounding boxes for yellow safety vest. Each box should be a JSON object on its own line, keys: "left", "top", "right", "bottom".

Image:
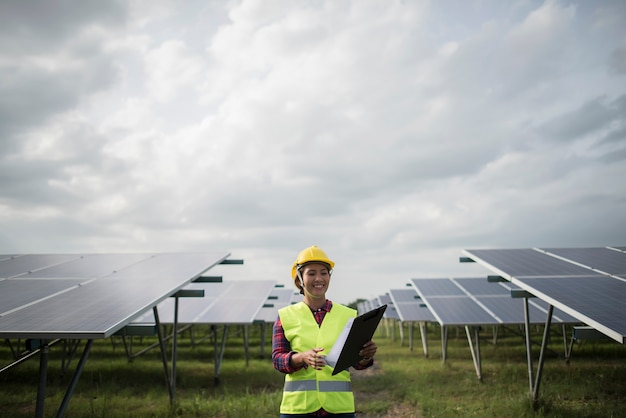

{"left": 278, "top": 302, "right": 356, "bottom": 414}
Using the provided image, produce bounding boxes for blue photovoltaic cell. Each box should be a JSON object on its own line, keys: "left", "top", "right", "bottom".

{"left": 476, "top": 296, "right": 553, "bottom": 324}
{"left": 389, "top": 288, "right": 421, "bottom": 303}
{"left": 411, "top": 278, "right": 466, "bottom": 296}
{"left": 464, "top": 249, "right": 599, "bottom": 277}
{"left": 426, "top": 297, "right": 496, "bottom": 326}
{"left": 388, "top": 288, "right": 435, "bottom": 322}
{"left": 411, "top": 277, "right": 579, "bottom": 326}
{"left": 396, "top": 303, "right": 436, "bottom": 322}
{"left": 378, "top": 294, "right": 393, "bottom": 306}
{"left": 540, "top": 247, "right": 626, "bottom": 276}
{"left": 451, "top": 277, "right": 509, "bottom": 296}
{"left": 0, "top": 279, "right": 88, "bottom": 316}
{"left": 386, "top": 305, "right": 401, "bottom": 320}
{"left": 516, "top": 276, "right": 626, "bottom": 342}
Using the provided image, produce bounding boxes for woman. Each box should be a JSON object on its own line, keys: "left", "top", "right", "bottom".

{"left": 272, "top": 245, "right": 378, "bottom": 417}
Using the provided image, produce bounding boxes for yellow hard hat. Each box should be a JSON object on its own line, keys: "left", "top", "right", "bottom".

{"left": 291, "top": 245, "right": 335, "bottom": 279}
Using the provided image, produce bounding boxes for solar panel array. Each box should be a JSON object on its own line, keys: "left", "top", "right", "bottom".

{"left": 462, "top": 246, "right": 626, "bottom": 343}
{"left": 410, "top": 277, "right": 579, "bottom": 327}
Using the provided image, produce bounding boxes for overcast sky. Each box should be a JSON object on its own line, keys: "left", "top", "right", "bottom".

{"left": 1, "top": 0, "right": 625, "bottom": 304}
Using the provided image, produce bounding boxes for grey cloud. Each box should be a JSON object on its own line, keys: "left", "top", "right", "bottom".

{"left": 0, "top": 1, "right": 126, "bottom": 154}
{"left": 608, "top": 41, "right": 626, "bottom": 74}
{"left": 535, "top": 95, "right": 626, "bottom": 144}
{"left": 0, "top": 0, "right": 125, "bottom": 54}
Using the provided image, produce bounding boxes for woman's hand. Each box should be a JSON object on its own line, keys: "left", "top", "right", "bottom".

{"left": 358, "top": 340, "right": 377, "bottom": 362}
{"left": 292, "top": 347, "right": 326, "bottom": 370}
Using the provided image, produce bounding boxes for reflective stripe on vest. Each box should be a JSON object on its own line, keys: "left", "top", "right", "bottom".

{"left": 284, "top": 380, "right": 352, "bottom": 392}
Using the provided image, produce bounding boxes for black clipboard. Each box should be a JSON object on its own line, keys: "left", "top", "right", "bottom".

{"left": 330, "top": 304, "right": 387, "bottom": 375}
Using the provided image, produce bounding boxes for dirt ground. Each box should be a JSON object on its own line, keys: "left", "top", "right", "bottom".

{"left": 351, "top": 363, "right": 422, "bottom": 418}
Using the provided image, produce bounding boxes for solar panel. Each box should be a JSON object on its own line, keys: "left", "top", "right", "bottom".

{"left": 463, "top": 247, "right": 626, "bottom": 344}
{"left": 0, "top": 279, "right": 88, "bottom": 317}
{"left": 411, "top": 278, "right": 466, "bottom": 296}
{"left": 254, "top": 288, "right": 297, "bottom": 323}
{"left": 411, "top": 277, "right": 579, "bottom": 327}
{"left": 0, "top": 252, "right": 230, "bottom": 339}
{"left": 0, "top": 254, "right": 81, "bottom": 278}
{"left": 388, "top": 288, "right": 420, "bottom": 303}
{"left": 464, "top": 249, "right": 599, "bottom": 277}
{"left": 451, "top": 278, "right": 509, "bottom": 296}
{"left": 540, "top": 247, "right": 626, "bottom": 275}
{"left": 475, "top": 297, "right": 547, "bottom": 324}
{"left": 516, "top": 276, "right": 626, "bottom": 342}
{"left": 17, "top": 254, "right": 150, "bottom": 278}
{"left": 388, "top": 288, "right": 435, "bottom": 322}
{"left": 425, "top": 297, "right": 496, "bottom": 325}
{"left": 134, "top": 280, "right": 277, "bottom": 325}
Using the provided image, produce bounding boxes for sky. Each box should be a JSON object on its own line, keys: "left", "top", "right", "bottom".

{"left": 1, "top": 0, "right": 625, "bottom": 305}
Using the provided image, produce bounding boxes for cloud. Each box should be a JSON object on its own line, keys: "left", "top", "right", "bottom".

{"left": 1, "top": 0, "right": 625, "bottom": 303}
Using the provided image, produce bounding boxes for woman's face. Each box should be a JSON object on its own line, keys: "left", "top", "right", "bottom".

{"left": 301, "top": 262, "right": 331, "bottom": 298}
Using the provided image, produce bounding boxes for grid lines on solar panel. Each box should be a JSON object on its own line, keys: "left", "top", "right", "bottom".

{"left": 0, "top": 252, "right": 230, "bottom": 339}
{"left": 540, "top": 247, "right": 626, "bottom": 275}
{"left": 411, "top": 278, "right": 465, "bottom": 296}
{"left": 0, "top": 255, "right": 81, "bottom": 278}
{"left": 20, "top": 254, "right": 152, "bottom": 278}
{"left": 515, "top": 276, "right": 626, "bottom": 340}
{"left": 451, "top": 277, "right": 509, "bottom": 295}
{"left": 388, "top": 288, "right": 420, "bottom": 303}
{"left": 425, "top": 297, "right": 496, "bottom": 325}
{"left": 388, "top": 288, "right": 435, "bottom": 322}
{"left": 0, "top": 279, "right": 87, "bottom": 317}
{"left": 465, "top": 249, "right": 602, "bottom": 277}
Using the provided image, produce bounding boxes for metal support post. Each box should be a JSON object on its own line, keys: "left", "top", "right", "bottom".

{"left": 35, "top": 341, "right": 49, "bottom": 418}
{"left": 56, "top": 339, "right": 93, "bottom": 418}
{"left": 533, "top": 305, "right": 553, "bottom": 405}
{"left": 153, "top": 306, "right": 173, "bottom": 401}
{"left": 523, "top": 297, "right": 534, "bottom": 395}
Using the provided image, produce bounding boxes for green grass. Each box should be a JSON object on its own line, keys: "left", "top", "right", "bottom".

{"left": 1, "top": 323, "right": 625, "bottom": 417}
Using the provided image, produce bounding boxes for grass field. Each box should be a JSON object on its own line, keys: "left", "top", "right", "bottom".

{"left": 1, "top": 321, "right": 625, "bottom": 417}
